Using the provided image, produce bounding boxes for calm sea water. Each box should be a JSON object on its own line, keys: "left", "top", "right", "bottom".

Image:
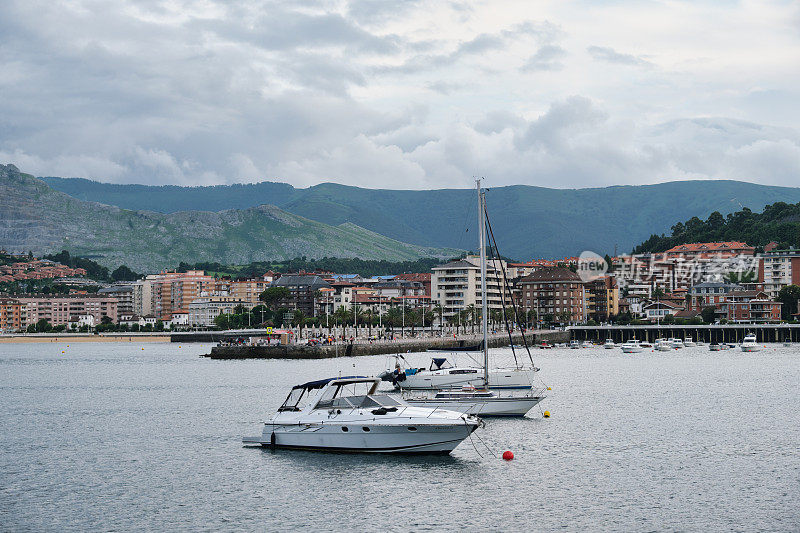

{"left": 1, "top": 341, "right": 798, "bottom": 531}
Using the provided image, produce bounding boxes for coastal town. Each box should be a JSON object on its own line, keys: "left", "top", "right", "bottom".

{"left": 1, "top": 240, "right": 799, "bottom": 336}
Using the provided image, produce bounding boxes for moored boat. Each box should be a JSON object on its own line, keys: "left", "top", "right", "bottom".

{"left": 603, "top": 339, "right": 616, "bottom": 349}
{"left": 741, "top": 333, "right": 761, "bottom": 352}
{"left": 621, "top": 339, "right": 643, "bottom": 353}
{"left": 655, "top": 338, "right": 673, "bottom": 351}
{"left": 404, "top": 386, "right": 545, "bottom": 417}
{"left": 242, "top": 376, "right": 481, "bottom": 454}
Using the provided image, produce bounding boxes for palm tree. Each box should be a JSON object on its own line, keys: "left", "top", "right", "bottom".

{"left": 466, "top": 304, "right": 476, "bottom": 334}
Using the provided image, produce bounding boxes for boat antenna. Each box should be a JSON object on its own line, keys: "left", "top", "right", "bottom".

{"left": 483, "top": 199, "right": 536, "bottom": 367}
{"left": 477, "top": 178, "right": 489, "bottom": 388}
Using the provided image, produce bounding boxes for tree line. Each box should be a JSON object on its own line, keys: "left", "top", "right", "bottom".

{"left": 633, "top": 202, "right": 800, "bottom": 254}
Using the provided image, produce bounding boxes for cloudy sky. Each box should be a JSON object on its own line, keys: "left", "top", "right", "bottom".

{"left": 1, "top": 0, "right": 799, "bottom": 189}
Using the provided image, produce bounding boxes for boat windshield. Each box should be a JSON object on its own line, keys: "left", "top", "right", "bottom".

{"left": 279, "top": 387, "right": 309, "bottom": 412}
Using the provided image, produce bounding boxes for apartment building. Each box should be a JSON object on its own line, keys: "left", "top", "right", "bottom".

{"left": 519, "top": 267, "right": 585, "bottom": 323}
{"left": 0, "top": 297, "right": 23, "bottom": 331}
{"left": 271, "top": 274, "right": 331, "bottom": 317}
{"left": 17, "top": 295, "right": 118, "bottom": 327}
{"left": 431, "top": 256, "right": 509, "bottom": 319}
{"left": 97, "top": 284, "right": 135, "bottom": 316}
{"left": 585, "top": 276, "right": 619, "bottom": 322}
{"left": 188, "top": 296, "right": 252, "bottom": 327}
{"left": 759, "top": 249, "right": 800, "bottom": 300}
{"left": 150, "top": 270, "right": 216, "bottom": 321}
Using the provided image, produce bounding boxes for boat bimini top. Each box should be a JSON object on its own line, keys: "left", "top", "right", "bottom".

{"left": 278, "top": 376, "right": 402, "bottom": 413}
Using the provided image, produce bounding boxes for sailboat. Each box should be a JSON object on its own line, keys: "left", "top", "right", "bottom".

{"left": 402, "top": 179, "right": 546, "bottom": 417}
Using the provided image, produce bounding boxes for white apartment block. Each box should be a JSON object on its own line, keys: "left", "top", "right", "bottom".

{"left": 432, "top": 255, "right": 510, "bottom": 319}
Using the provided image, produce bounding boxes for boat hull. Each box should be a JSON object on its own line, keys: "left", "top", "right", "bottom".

{"left": 244, "top": 422, "right": 477, "bottom": 454}
{"left": 397, "top": 367, "right": 535, "bottom": 390}
{"left": 404, "top": 395, "right": 544, "bottom": 417}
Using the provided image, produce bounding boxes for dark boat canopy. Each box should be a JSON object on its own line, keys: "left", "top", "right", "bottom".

{"left": 292, "top": 376, "right": 370, "bottom": 390}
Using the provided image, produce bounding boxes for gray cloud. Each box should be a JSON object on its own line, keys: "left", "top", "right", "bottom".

{"left": 521, "top": 44, "right": 567, "bottom": 72}
{"left": 0, "top": 0, "right": 797, "bottom": 191}
{"left": 587, "top": 45, "right": 651, "bottom": 66}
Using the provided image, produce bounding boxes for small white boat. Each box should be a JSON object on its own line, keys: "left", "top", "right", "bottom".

{"left": 655, "top": 339, "right": 673, "bottom": 351}
{"left": 683, "top": 337, "right": 697, "bottom": 347}
{"left": 621, "top": 340, "right": 643, "bottom": 353}
{"left": 404, "top": 386, "right": 545, "bottom": 417}
{"left": 741, "top": 333, "right": 761, "bottom": 352}
{"left": 603, "top": 339, "right": 616, "bottom": 349}
{"left": 581, "top": 340, "right": 594, "bottom": 348}
{"left": 640, "top": 341, "right": 654, "bottom": 348}
{"left": 709, "top": 343, "right": 722, "bottom": 351}
{"left": 669, "top": 338, "right": 685, "bottom": 349}
{"left": 569, "top": 340, "right": 581, "bottom": 349}
{"left": 242, "top": 376, "right": 481, "bottom": 454}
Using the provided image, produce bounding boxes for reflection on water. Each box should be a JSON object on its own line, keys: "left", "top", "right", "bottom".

{"left": 1, "top": 342, "right": 799, "bottom": 531}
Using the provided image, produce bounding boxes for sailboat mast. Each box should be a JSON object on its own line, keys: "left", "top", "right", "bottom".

{"left": 477, "top": 178, "right": 489, "bottom": 386}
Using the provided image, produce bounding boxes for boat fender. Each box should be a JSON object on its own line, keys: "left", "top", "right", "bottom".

{"left": 270, "top": 432, "right": 276, "bottom": 449}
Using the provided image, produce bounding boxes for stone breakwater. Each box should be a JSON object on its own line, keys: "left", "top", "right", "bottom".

{"left": 202, "top": 330, "right": 570, "bottom": 359}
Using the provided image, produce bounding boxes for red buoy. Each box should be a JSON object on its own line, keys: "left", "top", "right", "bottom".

{"left": 502, "top": 450, "right": 514, "bottom": 461}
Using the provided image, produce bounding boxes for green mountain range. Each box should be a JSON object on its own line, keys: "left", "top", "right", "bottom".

{"left": 43, "top": 174, "right": 800, "bottom": 259}
{"left": 0, "top": 165, "right": 459, "bottom": 272}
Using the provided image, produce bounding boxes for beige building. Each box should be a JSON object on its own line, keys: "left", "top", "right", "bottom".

{"left": 18, "top": 295, "right": 119, "bottom": 327}
{"left": 431, "top": 255, "right": 510, "bottom": 320}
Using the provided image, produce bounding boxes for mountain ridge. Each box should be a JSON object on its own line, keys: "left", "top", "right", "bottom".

{"left": 0, "top": 165, "right": 460, "bottom": 272}
{"left": 41, "top": 173, "right": 800, "bottom": 258}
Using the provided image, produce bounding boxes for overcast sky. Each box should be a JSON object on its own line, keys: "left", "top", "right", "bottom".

{"left": 1, "top": 0, "right": 799, "bottom": 189}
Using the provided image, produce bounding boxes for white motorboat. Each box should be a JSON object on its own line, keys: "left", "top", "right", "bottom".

{"left": 242, "top": 376, "right": 481, "bottom": 454}
{"left": 709, "top": 343, "right": 722, "bottom": 351}
{"left": 741, "top": 333, "right": 761, "bottom": 352}
{"left": 404, "top": 387, "right": 545, "bottom": 417}
{"left": 655, "top": 338, "right": 673, "bottom": 351}
{"left": 621, "top": 339, "right": 643, "bottom": 353}
{"left": 603, "top": 339, "right": 616, "bottom": 349}
{"left": 581, "top": 340, "right": 594, "bottom": 348}
{"left": 569, "top": 340, "right": 581, "bottom": 349}
{"left": 683, "top": 337, "right": 697, "bottom": 347}
{"left": 381, "top": 355, "right": 537, "bottom": 390}
{"left": 669, "top": 338, "right": 685, "bottom": 349}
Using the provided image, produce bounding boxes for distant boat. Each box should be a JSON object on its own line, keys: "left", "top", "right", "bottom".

{"left": 683, "top": 337, "right": 697, "bottom": 347}
{"left": 741, "top": 333, "right": 761, "bottom": 352}
{"left": 569, "top": 340, "right": 581, "bottom": 349}
{"left": 655, "top": 338, "right": 673, "bottom": 351}
{"left": 709, "top": 343, "right": 722, "bottom": 351}
{"left": 621, "top": 339, "right": 643, "bottom": 353}
{"left": 603, "top": 339, "right": 616, "bottom": 349}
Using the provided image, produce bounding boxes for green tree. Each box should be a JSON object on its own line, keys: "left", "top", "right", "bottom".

{"left": 663, "top": 313, "right": 675, "bottom": 324}
{"left": 259, "top": 287, "right": 290, "bottom": 310}
{"left": 701, "top": 306, "right": 717, "bottom": 324}
{"left": 111, "top": 265, "right": 139, "bottom": 281}
{"left": 214, "top": 313, "right": 231, "bottom": 330}
{"left": 777, "top": 285, "right": 800, "bottom": 321}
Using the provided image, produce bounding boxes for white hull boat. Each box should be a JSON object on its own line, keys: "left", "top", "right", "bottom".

{"left": 709, "top": 343, "right": 722, "bottom": 351}
{"left": 741, "top": 333, "right": 761, "bottom": 352}
{"left": 569, "top": 340, "right": 581, "bottom": 349}
{"left": 382, "top": 357, "right": 536, "bottom": 390}
{"left": 621, "top": 340, "right": 643, "bottom": 353}
{"left": 669, "top": 338, "right": 685, "bottom": 349}
{"left": 603, "top": 339, "right": 616, "bottom": 349}
{"left": 683, "top": 338, "right": 697, "bottom": 347}
{"left": 404, "top": 388, "right": 545, "bottom": 417}
{"left": 655, "top": 339, "right": 673, "bottom": 351}
{"left": 243, "top": 377, "right": 480, "bottom": 454}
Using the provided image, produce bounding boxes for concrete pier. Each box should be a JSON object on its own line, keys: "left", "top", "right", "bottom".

{"left": 202, "top": 330, "right": 570, "bottom": 359}
{"left": 570, "top": 324, "right": 800, "bottom": 344}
